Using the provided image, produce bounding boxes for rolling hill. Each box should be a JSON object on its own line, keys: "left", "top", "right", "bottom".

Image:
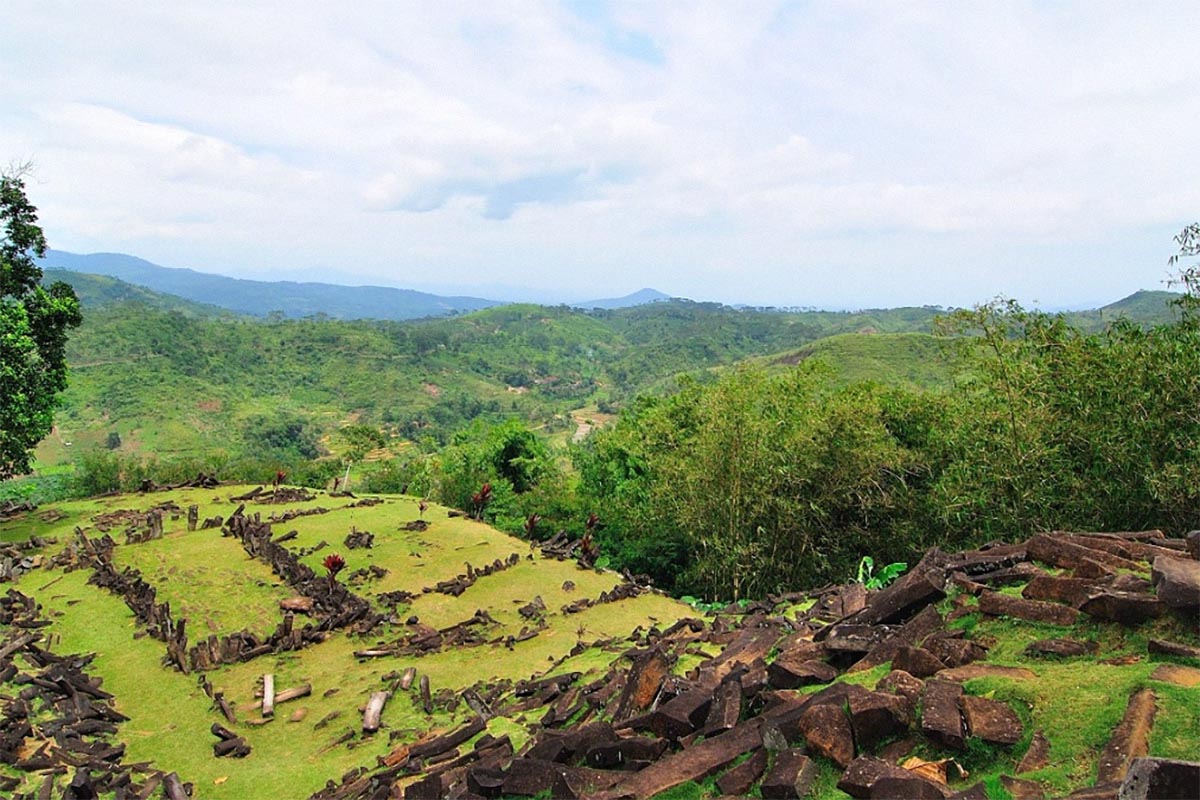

{"left": 759, "top": 332, "right": 955, "bottom": 389}
{"left": 1067, "top": 289, "right": 1182, "bottom": 331}
{"left": 41, "top": 268, "right": 230, "bottom": 317}
{"left": 31, "top": 300, "right": 956, "bottom": 471}
{"left": 17, "top": 263, "right": 1187, "bottom": 482}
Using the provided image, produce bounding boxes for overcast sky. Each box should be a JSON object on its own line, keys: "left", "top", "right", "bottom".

{"left": 2, "top": 1, "right": 1197, "bottom": 308}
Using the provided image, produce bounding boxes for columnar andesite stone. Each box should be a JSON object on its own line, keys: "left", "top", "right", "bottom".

{"left": 921, "top": 680, "right": 966, "bottom": 751}
{"left": 1151, "top": 555, "right": 1200, "bottom": 611}
{"left": 959, "top": 695, "right": 1023, "bottom": 746}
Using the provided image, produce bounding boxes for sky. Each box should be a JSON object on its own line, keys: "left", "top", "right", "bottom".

{"left": 2, "top": 1, "right": 1197, "bottom": 309}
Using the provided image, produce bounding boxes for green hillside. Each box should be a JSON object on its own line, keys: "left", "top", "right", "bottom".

{"left": 1064, "top": 289, "right": 1182, "bottom": 331}
{"left": 22, "top": 285, "right": 1186, "bottom": 491}
{"left": 33, "top": 300, "right": 954, "bottom": 475}
{"left": 41, "top": 268, "right": 230, "bottom": 317}
{"left": 757, "top": 332, "right": 955, "bottom": 389}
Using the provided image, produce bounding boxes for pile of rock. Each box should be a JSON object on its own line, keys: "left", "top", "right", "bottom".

{"left": 83, "top": 533, "right": 191, "bottom": 673}
{"left": 0, "top": 500, "right": 37, "bottom": 521}
{"left": 0, "top": 589, "right": 184, "bottom": 798}
{"left": 268, "top": 506, "right": 330, "bottom": 523}
{"left": 344, "top": 528, "right": 374, "bottom": 549}
{"left": 230, "top": 485, "right": 316, "bottom": 504}
{"left": 560, "top": 580, "right": 648, "bottom": 615}
{"left": 354, "top": 610, "right": 501, "bottom": 659}
{"left": 187, "top": 608, "right": 330, "bottom": 671}
{"left": 423, "top": 553, "right": 523, "bottom": 598}
{"left": 312, "top": 529, "right": 1199, "bottom": 800}
{"left": 0, "top": 537, "right": 52, "bottom": 583}
{"left": 138, "top": 472, "right": 219, "bottom": 492}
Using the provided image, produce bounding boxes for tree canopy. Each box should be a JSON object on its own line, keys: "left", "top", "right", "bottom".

{"left": 0, "top": 169, "right": 81, "bottom": 479}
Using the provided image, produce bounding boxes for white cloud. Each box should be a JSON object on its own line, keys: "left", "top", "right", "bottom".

{"left": 0, "top": 1, "right": 1197, "bottom": 307}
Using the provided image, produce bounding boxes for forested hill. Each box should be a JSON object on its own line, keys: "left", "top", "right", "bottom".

{"left": 1069, "top": 289, "right": 1182, "bottom": 328}
{"left": 37, "top": 249, "right": 501, "bottom": 320}
{"left": 42, "top": 299, "right": 948, "bottom": 464}
{"left": 42, "top": 268, "right": 230, "bottom": 317}
{"left": 32, "top": 284, "right": 1181, "bottom": 476}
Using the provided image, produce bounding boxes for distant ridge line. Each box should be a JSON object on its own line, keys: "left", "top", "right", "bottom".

{"left": 573, "top": 287, "right": 672, "bottom": 309}
{"left": 37, "top": 249, "right": 501, "bottom": 322}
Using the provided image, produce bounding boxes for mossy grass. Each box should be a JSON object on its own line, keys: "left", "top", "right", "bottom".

{"left": 114, "top": 529, "right": 293, "bottom": 638}
{"left": 935, "top": 589, "right": 1200, "bottom": 798}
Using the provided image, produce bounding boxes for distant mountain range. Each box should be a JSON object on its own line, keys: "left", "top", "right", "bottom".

{"left": 38, "top": 250, "right": 674, "bottom": 320}
{"left": 36, "top": 248, "right": 1181, "bottom": 324}
{"left": 573, "top": 288, "right": 672, "bottom": 309}
{"left": 37, "top": 250, "right": 503, "bottom": 321}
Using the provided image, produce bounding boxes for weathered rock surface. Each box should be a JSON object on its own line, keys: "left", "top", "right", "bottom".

{"left": 766, "top": 653, "right": 837, "bottom": 689}
{"left": 1018, "top": 730, "right": 1051, "bottom": 774}
{"left": 1022, "top": 575, "right": 1098, "bottom": 607}
{"left": 1151, "top": 555, "right": 1200, "bottom": 611}
{"left": 848, "top": 689, "right": 910, "bottom": 752}
{"left": 837, "top": 756, "right": 919, "bottom": 798}
{"left": 1147, "top": 638, "right": 1200, "bottom": 658}
{"left": 920, "top": 680, "right": 965, "bottom": 751}
{"left": 1079, "top": 591, "right": 1165, "bottom": 625}
{"left": 960, "top": 695, "right": 1023, "bottom": 746}
{"left": 797, "top": 702, "right": 855, "bottom": 768}
{"left": 1002, "top": 774, "right": 1047, "bottom": 799}
{"left": 924, "top": 635, "right": 987, "bottom": 668}
{"left": 1148, "top": 664, "right": 1200, "bottom": 688}
{"left": 979, "top": 590, "right": 1080, "bottom": 626}
{"left": 714, "top": 747, "right": 769, "bottom": 796}
{"left": 870, "top": 774, "right": 951, "bottom": 799}
{"left": 1096, "top": 689, "right": 1157, "bottom": 784}
{"left": 875, "top": 669, "right": 925, "bottom": 708}
{"left": 836, "top": 552, "right": 949, "bottom": 627}
{"left": 759, "top": 749, "right": 815, "bottom": 799}
{"left": 1118, "top": 757, "right": 1200, "bottom": 800}
{"left": 1028, "top": 533, "right": 1142, "bottom": 572}
{"left": 592, "top": 721, "right": 763, "bottom": 800}
{"left": 1025, "top": 638, "right": 1096, "bottom": 658}
{"left": 891, "top": 644, "right": 948, "bottom": 678}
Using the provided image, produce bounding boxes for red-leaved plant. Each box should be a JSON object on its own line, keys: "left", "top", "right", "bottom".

{"left": 524, "top": 513, "right": 541, "bottom": 539}
{"left": 323, "top": 553, "right": 346, "bottom": 591}
{"left": 471, "top": 483, "right": 493, "bottom": 520}
{"left": 578, "top": 513, "right": 601, "bottom": 568}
